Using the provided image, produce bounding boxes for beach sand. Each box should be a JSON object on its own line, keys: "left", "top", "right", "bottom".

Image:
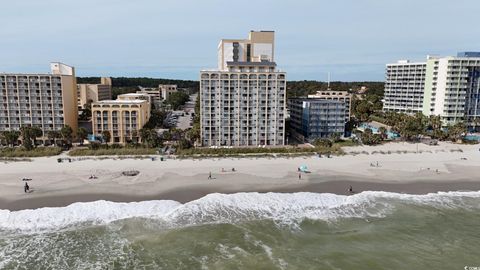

{"left": 1, "top": 141, "right": 479, "bottom": 210}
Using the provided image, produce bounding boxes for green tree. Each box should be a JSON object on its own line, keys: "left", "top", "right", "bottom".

{"left": 79, "top": 101, "right": 92, "bottom": 121}
{"left": 77, "top": 127, "right": 88, "bottom": 145}
{"left": 20, "top": 127, "right": 34, "bottom": 150}
{"left": 329, "top": 132, "right": 341, "bottom": 143}
{"left": 140, "top": 128, "right": 160, "bottom": 148}
{"left": 2, "top": 130, "right": 20, "bottom": 147}
{"left": 47, "top": 130, "right": 61, "bottom": 146}
{"left": 60, "top": 125, "right": 74, "bottom": 147}
{"left": 165, "top": 92, "right": 190, "bottom": 110}
{"left": 447, "top": 122, "right": 467, "bottom": 142}
{"left": 361, "top": 128, "right": 382, "bottom": 145}
{"left": 313, "top": 138, "right": 333, "bottom": 148}
{"left": 177, "top": 138, "right": 192, "bottom": 150}
{"left": 144, "top": 109, "right": 167, "bottom": 129}
{"left": 393, "top": 113, "right": 426, "bottom": 141}
{"left": 101, "top": 130, "right": 111, "bottom": 144}
{"left": 378, "top": 126, "right": 387, "bottom": 140}
{"left": 30, "top": 126, "right": 43, "bottom": 147}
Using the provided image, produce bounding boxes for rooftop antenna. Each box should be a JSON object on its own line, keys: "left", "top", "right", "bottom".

{"left": 327, "top": 72, "right": 331, "bottom": 90}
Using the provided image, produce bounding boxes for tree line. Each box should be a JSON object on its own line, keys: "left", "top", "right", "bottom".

{"left": 77, "top": 77, "right": 199, "bottom": 90}
{"left": 287, "top": 81, "right": 384, "bottom": 98}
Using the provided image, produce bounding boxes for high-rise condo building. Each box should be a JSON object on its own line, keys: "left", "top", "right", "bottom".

{"left": 77, "top": 77, "right": 112, "bottom": 109}
{"left": 200, "top": 31, "right": 286, "bottom": 146}
{"left": 423, "top": 54, "right": 480, "bottom": 128}
{"left": 384, "top": 53, "right": 480, "bottom": 129}
{"left": 0, "top": 63, "right": 78, "bottom": 143}
{"left": 383, "top": 60, "right": 427, "bottom": 113}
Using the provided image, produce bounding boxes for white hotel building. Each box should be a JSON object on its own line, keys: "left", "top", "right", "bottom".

{"left": 383, "top": 60, "right": 426, "bottom": 113}
{"left": 384, "top": 52, "right": 480, "bottom": 129}
{"left": 200, "top": 31, "right": 286, "bottom": 146}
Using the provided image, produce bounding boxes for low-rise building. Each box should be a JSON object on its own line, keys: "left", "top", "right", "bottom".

{"left": 288, "top": 98, "right": 346, "bottom": 141}
{"left": 91, "top": 99, "right": 150, "bottom": 144}
{"left": 118, "top": 93, "right": 152, "bottom": 105}
{"left": 159, "top": 84, "right": 177, "bottom": 100}
{"left": 136, "top": 89, "right": 161, "bottom": 109}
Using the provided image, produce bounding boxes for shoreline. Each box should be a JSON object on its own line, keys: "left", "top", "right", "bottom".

{"left": 1, "top": 141, "right": 479, "bottom": 211}
{"left": 2, "top": 179, "right": 480, "bottom": 211}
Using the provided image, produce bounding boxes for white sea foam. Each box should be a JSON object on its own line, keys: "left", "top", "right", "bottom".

{"left": 1, "top": 191, "right": 480, "bottom": 233}
{"left": 0, "top": 200, "right": 181, "bottom": 232}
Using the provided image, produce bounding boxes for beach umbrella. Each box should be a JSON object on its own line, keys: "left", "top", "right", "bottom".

{"left": 299, "top": 165, "right": 308, "bottom": 172}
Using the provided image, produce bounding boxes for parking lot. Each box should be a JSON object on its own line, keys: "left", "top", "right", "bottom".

{"left": 164, "top": 93, "right": 196, "bottom": 130}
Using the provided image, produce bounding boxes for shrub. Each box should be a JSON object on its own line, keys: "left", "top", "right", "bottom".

{"left": 69, "top": 147, "right": 157, "bottom": 156}
{"left": 0, "top": 147, "right": 62, "bottom": 157}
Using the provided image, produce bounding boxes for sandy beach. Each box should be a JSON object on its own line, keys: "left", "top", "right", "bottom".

{"left": 1, "top": 141, "right": 479, "bottom": 210}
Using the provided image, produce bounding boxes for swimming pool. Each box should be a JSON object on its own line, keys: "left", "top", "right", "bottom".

{"left": 464, "top": 135, "right": 480, "bottom": 141}
{"left": 359, "top": 123, "right": 400, "bottom": 139}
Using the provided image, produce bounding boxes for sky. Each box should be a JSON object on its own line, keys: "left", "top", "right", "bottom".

{"left": 0, "top": 0, "right": 479, "bottom": 81}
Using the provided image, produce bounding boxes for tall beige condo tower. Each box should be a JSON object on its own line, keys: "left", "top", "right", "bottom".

{"left": 200, "top": 31, "right": 286, "bottom": 146}
{"left": 0, "top": 63, "right": 78, "bottom": 142}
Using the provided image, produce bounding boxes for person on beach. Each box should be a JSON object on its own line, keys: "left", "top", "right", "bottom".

{"left": 24, "top": 182, "right": 29, "bottom": 193}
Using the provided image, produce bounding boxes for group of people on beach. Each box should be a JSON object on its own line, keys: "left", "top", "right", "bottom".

{"left": 208, "top": 168, "right": 237, "bottom": 179}
{"left": 370, "top": 161, "right": 380, "bottom": 167}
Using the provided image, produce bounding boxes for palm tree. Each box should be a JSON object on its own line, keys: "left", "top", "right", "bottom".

{"left": 378, "top": 126, "right": 387, "bottom": 140}
{"left": 20, "top": 127, "right": 34, "bottom": 150}
{"left": 30, "top": 126, "right": 43, "bottom": 147}
{"left": 60, "top": 125, "right": 73, "bottom": 147}
{"left": 101, "top": 130, "right": 111, "bottom": 144}
{"left": 329, "top": 132, "right": 341, "bottom": 143}
{"left": 472, "top": 117, "right": 480, "bottom": 133}
{"left": 47, "top": 130, "right": 61, "bottom": 146}
{"left": 139, "top": 128, "right": 159, "bottom": 148}
{"left": 447, "top": 122, "right": 467, "bottom": 142}
{"left": 77, "top": 127, "right": 88, "bottom": 145}
{"left": 2, "top": 131, "right": 20, "bottom": 147}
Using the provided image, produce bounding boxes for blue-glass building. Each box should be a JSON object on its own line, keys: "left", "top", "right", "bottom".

{"left": 288, "top": 98, "right": 347, "bottom": 141}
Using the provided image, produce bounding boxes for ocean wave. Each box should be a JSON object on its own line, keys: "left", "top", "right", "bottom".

{"left": 1, "top": 191, "right": 480, "bottom": 233}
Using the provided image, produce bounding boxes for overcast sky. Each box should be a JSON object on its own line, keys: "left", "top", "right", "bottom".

{"left": 0, "top": 0, "right": 478, "bottom": 81}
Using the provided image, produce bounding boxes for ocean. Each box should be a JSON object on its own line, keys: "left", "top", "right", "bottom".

{"left": 1, "top": 191, "right": 479, "bottom": 269}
